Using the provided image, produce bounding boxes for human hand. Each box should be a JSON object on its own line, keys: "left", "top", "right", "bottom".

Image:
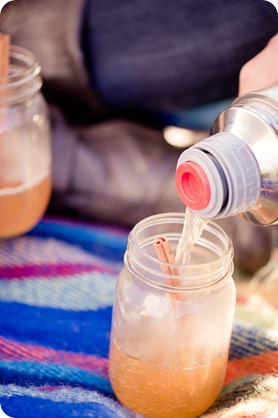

{"left": 238, "top": 33, "right": 278, "bottom": 95}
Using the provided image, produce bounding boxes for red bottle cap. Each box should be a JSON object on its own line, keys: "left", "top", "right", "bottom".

{"left": 175, "top": 161, "right": 211, "bottom": 210}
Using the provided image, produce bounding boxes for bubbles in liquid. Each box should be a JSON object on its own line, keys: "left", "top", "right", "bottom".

{"left": 175, "top": 208, "right": 208, "bottom": 265}
{"left": 109, "top": 339, "right": 228, "bottom": 418}
{"left": 0, "top": 172, "right": 51, "bottom": 237}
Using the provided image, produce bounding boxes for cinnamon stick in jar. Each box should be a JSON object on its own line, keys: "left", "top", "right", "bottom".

{"left": 0, "top": 33, "right": 10, "bottom": 111}
{"left": 0, "top": 33, "right": 10, "bottom": 79}
{"left": 153, "top": 236, "right": 179, "bottom": 277}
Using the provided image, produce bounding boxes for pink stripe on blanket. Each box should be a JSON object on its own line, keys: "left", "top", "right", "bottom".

{"left": 0, "top": 336, "right": 109, "bottom": 378}
{"left": 225, "top": 350, "right": 278, "bottom": 385}
{"left": 0, "top": 263, "right": 117, "bottom": 279}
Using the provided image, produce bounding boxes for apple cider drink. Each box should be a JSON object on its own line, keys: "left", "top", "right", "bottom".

{"left": 0, "top": 45, "right": 51, "bottom": 237}
{"left": 109, "top": 213, "right": 235, "bottom": 418}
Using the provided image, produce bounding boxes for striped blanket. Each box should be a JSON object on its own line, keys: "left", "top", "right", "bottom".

{"left": 0, "top": 217, "right": 277, "bottom": 418}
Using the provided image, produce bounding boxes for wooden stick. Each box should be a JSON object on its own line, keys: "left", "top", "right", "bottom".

{"left": 0, "top": 33, "right": 10, "bottom": 78}
{"left": 154, "top": 236, "right": 184, "bottom": 307}
{"left": 154, "top": 237, "right": 171, "bottom": 275}
{"left": 154, "top": 236, "right": 179, "bottom": 276}
{"left": 0, "top": 33, "right": 10, "bottom": 116}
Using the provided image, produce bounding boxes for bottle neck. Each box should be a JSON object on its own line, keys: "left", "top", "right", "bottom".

{"left": 0, "top": 45, "right": 42, "bottom": 105}
{"left": 126, "top": 213, "right": 233, "bottom": 292}
{"left": 232, "top": 86, "right": 278, "bottom": 114}
{"left": 214, "top": 90, "right": 278, "bottom": 138}
{"left": 176, "top": 132, "right": 261, "bottom": 219}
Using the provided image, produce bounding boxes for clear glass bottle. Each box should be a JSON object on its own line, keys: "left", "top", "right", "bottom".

{"left": 0, "top": 45, "right": 52, "bottom": 238}
{"left": 109, "top": 213, "right": 236, "bottom": 418}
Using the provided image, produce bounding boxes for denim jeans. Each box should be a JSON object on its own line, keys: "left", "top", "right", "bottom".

{"left": 82, "top": 0, "right": 277, "bottom": 122}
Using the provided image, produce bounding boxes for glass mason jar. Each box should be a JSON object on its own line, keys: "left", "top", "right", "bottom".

{"left": 0, "top": 45, "right": 51, "bottom": 238}
{"left": 109, "top": 213, "right": 236, "bottom": 418}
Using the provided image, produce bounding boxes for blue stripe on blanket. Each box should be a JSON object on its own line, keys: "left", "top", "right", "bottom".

{"left": 229, "top": 321, "right": 278, "bottom": 360}
{"left": 27, "top": 219, "right": 128, "bottom": 262}
{"left": 0, "top": 394, "right": 136, "bottom": 418}
{"left": 0, "top": 385, "right": 139, "bottom": 418}
{"left": 0, "top": 302, "right": 112, "bottom": 357}
{"left": 0, "top": 361, "right": 112, "bottom": 393}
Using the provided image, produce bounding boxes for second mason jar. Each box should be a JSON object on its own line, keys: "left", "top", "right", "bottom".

{"left": 0, "top": 45, "right": 51, "bottom": 238}
{"left": 109, "top": 212, "right": 236, "bottom": 418}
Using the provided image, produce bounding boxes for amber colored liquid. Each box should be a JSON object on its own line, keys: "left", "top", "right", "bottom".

{"left": 0, "top": 173, "right": 51, "bottom": 238}
{"left": 109, "top": 340, "right": 228, "bottom": 418}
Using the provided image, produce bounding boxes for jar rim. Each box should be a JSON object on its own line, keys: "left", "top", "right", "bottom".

{"left": 127, "top": 212, "right": 234, "bottom": 290}
{"left": 0, "top": 45, "right": 41, "bottom": 90}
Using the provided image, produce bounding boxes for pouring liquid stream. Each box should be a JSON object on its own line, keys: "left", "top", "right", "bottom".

{"left": 175, "top": 208, "right": 208, "bottom": 266}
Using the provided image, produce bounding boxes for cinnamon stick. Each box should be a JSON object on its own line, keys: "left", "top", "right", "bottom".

{"left": 0, "top": 33, "right": 10, "bottom": 114}
{"left": 154, "top": 236, "right": 179, "bottom": 276}
{"left": 0, "top": 33, "right": 10, "bottom": 78}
